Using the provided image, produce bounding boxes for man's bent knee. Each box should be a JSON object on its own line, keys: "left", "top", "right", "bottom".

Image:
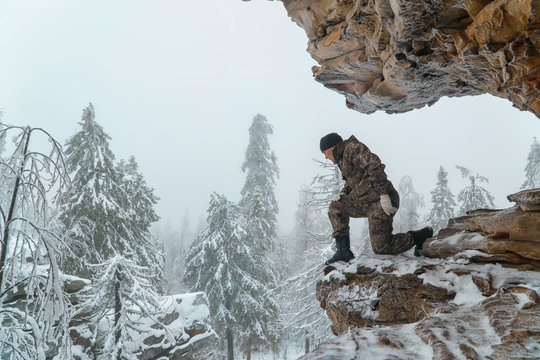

{"left": 370, "top": 233, "right": 395, "bottom": 255}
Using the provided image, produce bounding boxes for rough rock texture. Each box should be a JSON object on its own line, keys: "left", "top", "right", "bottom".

{"left": 71, "top": 293, "right": 218, "bottom": 360}
{"left": 62, "top": 279, "right": 219, "bottom": 360}
{"left": 281, "top": 0, "right": 540, "bottom": 117}
{"left": 308, "top": 189, "right": 540, "bottom": 358}
{"left": 422, "top": 188, "right": 540, "bottom": 268}
{"left": 309, "top": 255, "right": 540, "bottom": 359}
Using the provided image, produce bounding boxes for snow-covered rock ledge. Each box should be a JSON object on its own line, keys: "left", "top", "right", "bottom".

{"left": 66, "top": 282, "right": 218, "bottom": 360}
{"left": 422, "top": 188, "right": 540, "bottom": 269}
{"left": 307, "top": 189, "right": 540, "bottom": 358}
{"left": 310, "top": 255, "right": 540, "bottom": 359}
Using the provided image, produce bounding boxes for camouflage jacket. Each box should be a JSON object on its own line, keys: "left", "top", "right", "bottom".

{"left": 333, "top": 135, "right": 397, "bottom": 204}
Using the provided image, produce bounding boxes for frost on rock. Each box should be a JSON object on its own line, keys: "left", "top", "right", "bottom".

{"left": 69, "top": 290, "right": 218, "bottom": 360}
{"left": 310, "top": 252, "right": 540, "bottom": 359}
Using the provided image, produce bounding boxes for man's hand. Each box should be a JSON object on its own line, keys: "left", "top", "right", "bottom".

{"left": 380, "top": 194, "right": 397, "bottom": 215}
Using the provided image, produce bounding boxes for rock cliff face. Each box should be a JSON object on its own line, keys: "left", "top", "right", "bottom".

{"left": 306, "top": 189, "right": 540, "bottom": 359}
{"left": 281, "top": 0, "right": 540, "bottom": 117}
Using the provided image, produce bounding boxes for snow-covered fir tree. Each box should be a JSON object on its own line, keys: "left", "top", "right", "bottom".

{"left": 0, "top": 125, "right": 72, "bottom": 360}
{"left": 239, "top": 113, "right": 279, "bottom": 250}
{"left": 456, "top": 165, "right": 495, "bottom": 215}
{"left": 116, "top": 156, "right": 163, "bottom": 286}
{"left": 394, "top": 175, "right": 424, "bottom": 233}
{"left": 184, "top": 193, "right": 279, "bottom": 360}
{"left": 76, "top": 255, "right": 170, "bottom": 360}
{"left": 60, "top": 104, "right": 124, "bottom": 275}
{"left": 238, "top": 114, "right": 280, "bottom": 358}
{"left": 521, "top": 137, "right": 540, "bottom": 189}
{"left": 60, "top": 104, "right": 161, "bottom": 278}
{"left": 426, "top": 166, "right": 456, "bottom": 232}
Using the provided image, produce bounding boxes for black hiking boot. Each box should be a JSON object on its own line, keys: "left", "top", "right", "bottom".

{"left": 408, "top": 226, "right": 434, "bottom": 257}
{"left": 343, "top": 236, "right": 355, "bottom": 261}
{"left": 325, "top": 236, "right": 355, "bottom": 265}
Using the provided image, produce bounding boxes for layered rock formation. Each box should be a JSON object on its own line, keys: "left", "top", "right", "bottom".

{"left": 280, "top": 0, "right": 540, "bottom": 117}
{"left": 422, "top": 188, "right": 540, "bottom": 269}
{"left": 305, "top": 188, "right": 540, "bottom": 358}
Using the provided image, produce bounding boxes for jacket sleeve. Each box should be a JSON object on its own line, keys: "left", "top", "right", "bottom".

{"left": 346, "top": 142, "right": 390, "bottom": 196}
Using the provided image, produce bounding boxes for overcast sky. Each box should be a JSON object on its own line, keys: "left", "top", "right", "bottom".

{"left": 1, "top": 0, "right": 538, "bottom": 235}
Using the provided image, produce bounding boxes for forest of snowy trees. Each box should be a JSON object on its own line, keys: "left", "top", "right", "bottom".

{"left": 0, "top": 106, "right": 539, "bottom": 359}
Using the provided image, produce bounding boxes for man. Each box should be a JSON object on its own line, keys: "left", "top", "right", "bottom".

{"left": 320, "top": 132, "right": 433, "bottom": 265}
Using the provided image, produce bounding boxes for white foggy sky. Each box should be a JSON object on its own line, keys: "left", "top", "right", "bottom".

{"left": 0, "top": 0, "right": 538, "bottom": 235}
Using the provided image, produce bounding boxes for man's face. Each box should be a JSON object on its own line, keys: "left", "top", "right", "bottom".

{"left": 323, "top": 147, "right": 335, "bottom": 163}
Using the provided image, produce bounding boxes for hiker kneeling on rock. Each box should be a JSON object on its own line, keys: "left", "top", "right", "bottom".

{"left": 320, "top": 132, "right": 433, "bottom": 265}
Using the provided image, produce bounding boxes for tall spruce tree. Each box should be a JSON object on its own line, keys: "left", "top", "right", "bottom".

{"left": 456, "top": 165, "right": 495, "bottom": 215}
{"left": 239, "top": 114, "right": 279, "bottom": 250}
{"left": 60, "top": 104, "right": 161, "bottom": 278}
{"left": 238, "top": 114, "right": 280, "bottom": 358}
{"left": 60, "top": 104, "right": 124, "bottom": 276}
{"left": 521, "top": 137, "right": 540, "bottom": 189}
{"left": 426, "top": 166, "right": 456, "bottom": 233}
{"left": 185, "top": 193, "right": 279, "bottom": 360}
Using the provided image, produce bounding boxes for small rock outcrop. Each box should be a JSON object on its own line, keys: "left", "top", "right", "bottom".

{"left": 281, "top": 0, "right": 540, "bottom": 117}
{"left": 67, "top": 286, "right": 218, "bottom": 360}
{"left": 308, "top": 189, "right": 540, "bottom": 359}
{"left": 422, "top": 188, "right": 540, "bottom": 269}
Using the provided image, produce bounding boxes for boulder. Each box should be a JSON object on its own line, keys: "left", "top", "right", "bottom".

{"left": 69, "top": 291, "right": 219, "bottom": 360}
{"left": 422, "top": 188, "right": 540, "bottom": 268}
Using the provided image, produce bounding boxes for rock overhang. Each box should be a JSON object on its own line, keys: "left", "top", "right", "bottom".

{"left": 278, "top": 0, "right": 540, "bottom": 117}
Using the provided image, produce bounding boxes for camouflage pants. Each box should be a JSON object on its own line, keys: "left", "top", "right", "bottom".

{"left": 328, "top": 191, "right": 414, "bottom": 255}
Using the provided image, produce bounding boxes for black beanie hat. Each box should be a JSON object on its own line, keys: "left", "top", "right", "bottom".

{"left": 320, "top": 133, "right": 343, "bottom": 152}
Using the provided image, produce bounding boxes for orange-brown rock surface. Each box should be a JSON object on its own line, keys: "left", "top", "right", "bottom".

{"left": 307, "top": 189, "right": 540, "bottom": 358}
{"left": 310, "top": 255, "right": 540, "bottom": 359}
{"left": 422, "top": 188, "right": 540, "bottom": 268}
{"left": 281, "top": 0, "right": 540, "bottom": 117}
